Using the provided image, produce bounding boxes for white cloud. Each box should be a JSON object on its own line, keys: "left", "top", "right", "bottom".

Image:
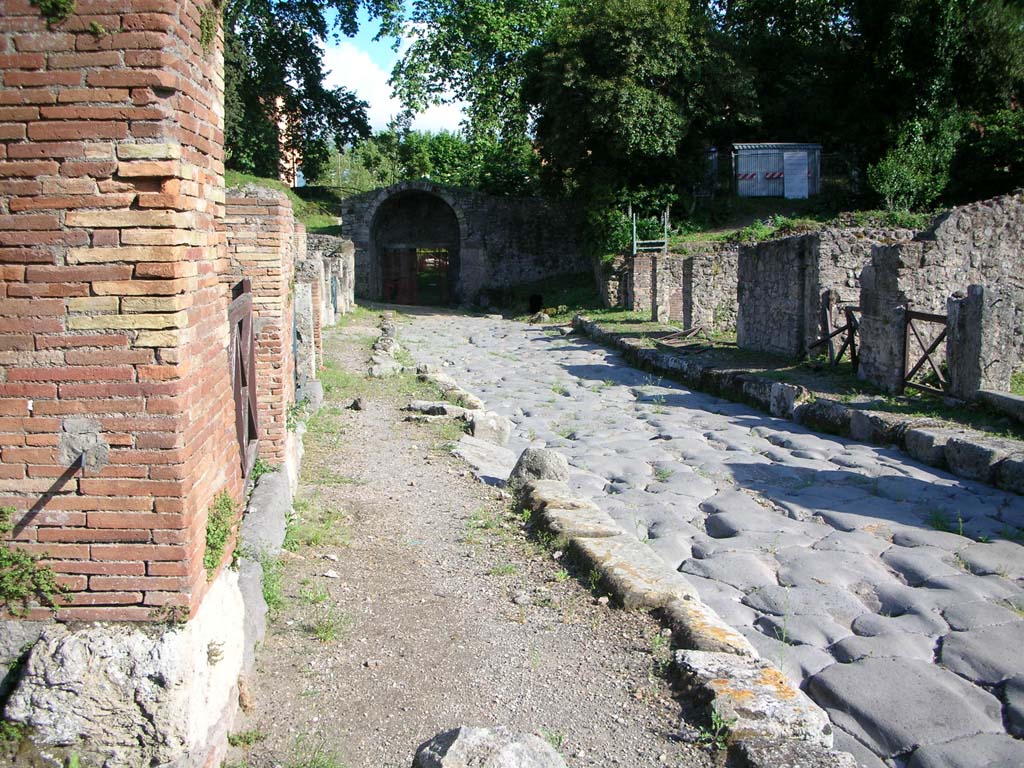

{"left": 322, "top": 40, "right": 466, "bottom": 134}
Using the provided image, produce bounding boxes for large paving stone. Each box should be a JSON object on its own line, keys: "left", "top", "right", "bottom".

{"left": 906, "top": 733, "right": 1024, "bottom": 768}
{"left": 807, "top": 658, "right": 1003, "bottom": 759}
{"left": 851, "top": 610, "right": 948, "bottom": 638}
{"left": 830, "top": 726, "right": 888, "bottom": 768}
{"left": 742, "top": 584, "right": 871, "bottom": 625}
{"left": 1005, "top": 674, "right": 1024, "bottom": 737}
{"left": 755, "top": 614, "right": 851, "bottom": 649}
{"left": 903, "top": 426, "right": 959, "bottom": 468}
{"left": 680, "top": 552, "right": 779, "bottom": 592}
{"left": 730, "top": 737, "right": 857, "bottom": 768}
{"left": 828, "top": 631, "right": 936, "bottom": 663}
{"left": 881, "top": 545, "right": 961, "bottom": 586}
{"left": 940, "top": 622, "right": 1024, "bottom": 684}
{"left": 942, "top": 600, "right": 1022, "bottom": 631}
{"left": 774, "top": 547, "right": 895, "bottom": 590}
{"left": 944, "top": 436, "right": 1017, "bottom": 483}
{"left": 811, "top": 530, "right": 892, "bottom": 557}
{"left": 957, "top": 539, "right": 1024, "bottom": 579}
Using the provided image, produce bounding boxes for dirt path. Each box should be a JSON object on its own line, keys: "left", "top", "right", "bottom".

{"left": 227, "top": 311, "right": 713, "bottom": 768}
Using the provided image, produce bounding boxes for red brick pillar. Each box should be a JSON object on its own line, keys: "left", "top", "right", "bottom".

{"left": 223, "top": 189, "right": 296, "bottom": 462}
{"left": 0, "top": 0, "right": 238, "bottom": 621}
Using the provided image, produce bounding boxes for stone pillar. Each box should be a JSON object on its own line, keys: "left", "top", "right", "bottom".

{"left": 0, "top": 0, "right": 237, "bottom": 621}
{"left": 294, "top": 260, "right": 317, "bottom": 387}
{"left": 857, "top": 244, "right": 917, "bottom": 395}
{"left": 223, "top": 188, "right": 296, "bottom": 463}
{"left": 947, "top": 284, "right": 1015, "bottom": 400}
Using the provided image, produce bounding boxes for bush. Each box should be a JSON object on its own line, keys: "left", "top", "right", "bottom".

{"left": 868, "top": 114, "right": 962, "bottom": 211}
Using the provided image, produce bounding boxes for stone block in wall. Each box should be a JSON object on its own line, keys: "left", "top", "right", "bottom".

{"left": 737, "top": 236, "right": 808, "bottom": 357}
{"left": 947, "top": 285, "right": 1015, "bottom": 400}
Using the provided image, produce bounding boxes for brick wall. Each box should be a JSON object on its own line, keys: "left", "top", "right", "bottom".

{"left": 0, "top": 0, "right": 239, "bottom": 621}
{"left": 223, "top": 188, "right": 296, "bottom": 463}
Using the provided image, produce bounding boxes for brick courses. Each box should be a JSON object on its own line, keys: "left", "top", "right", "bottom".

{"left": 0, "top": 1, "right": 239, "bottom": 620}
{"left": 223, "top": 189, "right": 297, "bottom": 462}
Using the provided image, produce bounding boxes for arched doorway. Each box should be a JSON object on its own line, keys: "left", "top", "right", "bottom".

{"left": 370, "top": 190, "right": 461, "bottom": 305}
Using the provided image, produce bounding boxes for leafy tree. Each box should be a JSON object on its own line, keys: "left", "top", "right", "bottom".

{"left": 222, "top": 0, "right": 400, "bottom": 181}
{"left": 524, "top": 0, "right": 747, "bottom": 196}
{"left": 388, "top": 0, "right": 557, "bottom": 138}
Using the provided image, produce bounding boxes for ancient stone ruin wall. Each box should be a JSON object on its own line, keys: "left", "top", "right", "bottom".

{"left": 223, "top": 188, "right": 297, "bottom": 464}
{"left": 737, "top": 228, "right": 912, "bottom": 358}
{"left": 859, "top": 192, "right": 1024, "bottom": 393}
{"left": 0, "top": 0, "right": 238, "bottom": 621}
{"left": 308, "top": 235, "right": 356, "bottom": 321}
{"left": 341, "top": 180, "right": 586, "bottom": 304}
{"left": 685, "top": 248, "right": 739, "bottom": 333}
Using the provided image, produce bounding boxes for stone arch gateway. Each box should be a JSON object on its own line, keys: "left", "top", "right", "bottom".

{"left": 370, "top": 188, "right": 463, "bottom": 305}
{"left": 341, "top": 180, "right": 587, "bottom": 306}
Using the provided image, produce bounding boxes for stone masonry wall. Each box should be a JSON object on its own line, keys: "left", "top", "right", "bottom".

{"left": 0, "top": 0, "right": 237, "bottom": 620}
{"left": 736, "top": 235, "right": 811, "bottom": 357}
{"left": 685, "top": 248, "right": 739, "bottom": 333}
{"left": 626, "top": 245, "right": 739, "bottom": 333}
{"left": 341, "top": 180, "right": 586, "bottom": 304}
{"left": 737, "top": 228, "right": 912, "bottom": 358}
{"left": 859, "top": 192, "right": 1024, "bottom": 393}
{"left": 223, "top": 187, "right": 296, "bottom": 464}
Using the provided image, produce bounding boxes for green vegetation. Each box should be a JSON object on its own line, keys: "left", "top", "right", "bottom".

{"left": 204, "top": 492, "right": 238, "bottom": 579}
{"left": 286, "top": 496, "right": 351, "bottom": 549}
{"left": 306, "top": 605, "right": 353, "bottom": 644}
{"left": 299, "top": 581, "right": 330, "bottom": 606}
{"left": 250, "top": 457, "right": 277, "bottom": 485}
{"left": 228, "top": 729, "right": 267, "bottom": 747}
{"left": 199, "top": 5, "right": 220, "bottom": 54}
{"left": 0, "top": 722, "right": 26, "bottom": 744}
{"left": 540, "top": 730, "right": 565, "bottom": 750}
{"left": 487, "top": 563, "right": 518, "bottom": 577}
{"left": 0, "top": 507, "right": 66, "bottom": 616}
{"left": 30, "top": 0, "right": 75, "bottom": 26}
{"left": 260, "top": 553, "right": 285, "bottom": 618}
{"left": 696, "top": 709, "right": 736, "bottom": 751}
{"left": 224, "top": 170, "right": 341, "bottom": 234}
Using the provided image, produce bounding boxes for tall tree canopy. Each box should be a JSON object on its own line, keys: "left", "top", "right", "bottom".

{"left": 223, "top": 0, "right": 400, "bottom": 181}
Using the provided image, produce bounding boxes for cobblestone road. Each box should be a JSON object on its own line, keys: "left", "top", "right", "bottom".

{"left": 402, "top": 311, "right": 1024, "bottom": 768}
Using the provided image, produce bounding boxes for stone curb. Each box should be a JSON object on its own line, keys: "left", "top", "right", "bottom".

{"left": 521, "top": 479, "right": 855, "bottom": 766}
{"left": 573, "top": 314, "right": 1024, "bottom": 496}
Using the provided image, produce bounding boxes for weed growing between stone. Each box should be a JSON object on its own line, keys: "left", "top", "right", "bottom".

{"left": 204, "top": 492, "right": 238, "bottom": 579}
{"left": 0, "top": 507, "right": 66, "bottom": 616}
{"left": 260, "top": 554, "right": 285, "bottom": 619}
{"left": 695, "top": 709, "right": 737, "bottom": 752}
{"left": 250, "top": 457, "right": 277, "bottom": 486}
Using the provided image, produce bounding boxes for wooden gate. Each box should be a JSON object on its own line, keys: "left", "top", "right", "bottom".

{"left": 809, "top": 291, "right": 860, "bottom": 369}
{"left": 229, "top": 278, "right": 259, "bottom": 483}
{"left": 902, "top": 304, "right": 948, "bottom": 395}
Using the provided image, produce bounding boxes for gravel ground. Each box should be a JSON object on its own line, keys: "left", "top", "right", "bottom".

{"left": 229, "top": 312, "right": 715, "bottom": 768}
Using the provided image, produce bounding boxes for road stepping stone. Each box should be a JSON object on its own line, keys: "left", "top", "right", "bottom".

{"left": 402, "top": 313, "right": 1024, "bottom": 766}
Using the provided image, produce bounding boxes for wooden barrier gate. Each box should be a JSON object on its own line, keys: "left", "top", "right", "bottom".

{"left": 229, "top": 278, "right": 259, "bottom": 483}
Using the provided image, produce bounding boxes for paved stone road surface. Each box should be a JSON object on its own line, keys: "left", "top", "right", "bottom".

{"left": 401, "top": 310, "right": 1024, "bottom": 768}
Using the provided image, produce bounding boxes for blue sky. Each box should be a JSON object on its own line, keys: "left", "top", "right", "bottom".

{"left": 321, "top": 8, "right": 466, "bottom": 134}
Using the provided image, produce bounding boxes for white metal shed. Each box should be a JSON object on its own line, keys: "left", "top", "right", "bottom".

{"left": 731, "top": 143, "right": 821, "bottom": 198}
